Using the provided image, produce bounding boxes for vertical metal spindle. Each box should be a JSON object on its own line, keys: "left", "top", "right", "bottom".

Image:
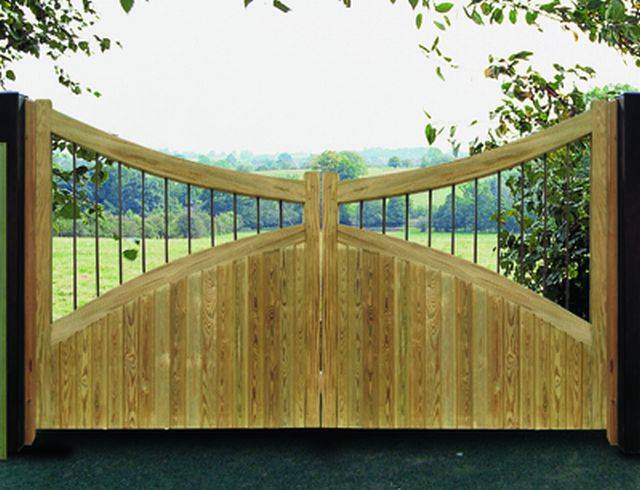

{"left": 404, "top": 194, "right": 410, "bottom": 241}
{"left": 164, "top": 177, "right": 169, "bottom": 264}
{"left": 359, "top": 200, "right": 364, "bottom": 229}
{"left": 497, "top": 171, "right": 502, "bottom": 273}
{"left": 279, "top": 199, "right": 284, "bottom": 228}
{"left": 382, "top": 198, "right": 387, "bottom": 234}
{"left": 451, "top": 185, "right": 456, "bottom": 255}
{"left": 118, "top": 163, "right": 123, "bottom": 284}
{"left": 187, "top": 184, "right": 192, "bottom": 254}
{"left": 233, "top": 193, "right": 238, "bottom": 240}
{"left": 564, "top": 147, "right": 571, "bottom": 309}
{"left": 72, "top": 144, "right": 78, "bottom": 310}
{"left": 428, "top": 190, "right": 432, "bottom": 247}
{"left": 94, "top": 156, "right": 101, "bottom": 297}
{"left": 519, "top": 164, "right": 525, "bottom": 283}
{"left": 542, "top": 155, "right": 548, "bottom": 295}
{"left": 211, "top": 189, "right": 216, "bottom": 246}
{"left": 473, "top": 178, "right": 478, "bottom": 264}
{"left": 141, "top": 171, "right": 146, "bottom": 273}
{"left": 256, "top": 196, "right": 261, "bottom": 234}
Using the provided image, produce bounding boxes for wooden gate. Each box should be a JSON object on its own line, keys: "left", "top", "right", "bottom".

{"left": 22, "top": 100, "right": 617, "bottom": 443}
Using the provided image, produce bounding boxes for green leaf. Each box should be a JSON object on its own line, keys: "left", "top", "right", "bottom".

{"left": 525, "top": 11, "right": 538, "bottom": 25}
{"left": 606, "top": 0, "right": 625, "bottom": 21}
{"left": 435, "top": 66, "right": 445, "bottom": 81}
{"left": 509, "top": 9, "right": 517, "bottom": 24}
{"left": 425, "top": 124, "right": 437, "bottom": 145}
{"left": 120, "top": 0, "right": 134, "bottom": 13}
{"left": 6, "top": 70, "right": 15, "bottom": 81}
{"left": 433, "top": 21, "right": 446, "bottom": 31}
{"left": 273, "top": 0, "right": 290, "bottom": 12}
{"left": 415, "top": 13, "right": 423, "bottom": 29}
{"left": 123, "top": 249, "right": 138, "bottom": 261}
{"left": 409, "top": 0, "right": 419, "bottom": 10}
{"left": 435, "top": 2, "right": 454, "bottom": 13}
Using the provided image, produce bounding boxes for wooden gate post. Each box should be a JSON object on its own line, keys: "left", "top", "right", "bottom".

{"left": 617, "top": 93, "right": 640, "bottom": 453}
{"left": 0, "top": 92, "right": 27, "bottom": 455}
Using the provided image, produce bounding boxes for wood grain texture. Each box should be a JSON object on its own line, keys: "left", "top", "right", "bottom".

{"left": 337, "top": 111, "right": 592, "bottom": 203}
{"left": 332, "top": 235, "right": 604, "bottom": 429}
{"left": 50, "top": 110, "right": 305, "bottom": 202}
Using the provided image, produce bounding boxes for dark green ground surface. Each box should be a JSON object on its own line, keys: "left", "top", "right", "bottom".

{"left": 1, "top": 430, "right": 638, "bottom": 488}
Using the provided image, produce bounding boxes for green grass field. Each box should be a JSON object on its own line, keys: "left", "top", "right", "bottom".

{"left": 52, "top": 230, "right": 497, "bottom": 320}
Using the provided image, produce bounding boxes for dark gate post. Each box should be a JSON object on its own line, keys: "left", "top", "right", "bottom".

{"left": 0, "top": 92, "right": 26, "bottom": 455}
{"left": 618, "top": 92, "right": 640, "bottom": 453}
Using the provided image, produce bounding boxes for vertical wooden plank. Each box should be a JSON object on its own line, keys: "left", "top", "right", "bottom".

{"left": 487, "top": 294, "right": 503, "bottom": 428}
{"left": 303, "top": 172, "right": 321, "bottom": 427}
{"left": 154, "top": 285, "right": 170, "bottom": 428}
{"left": 170, "top": 278, "right": 187, "bottom": 428}
{"left": 409, "top": 264, "right": 426, "bottom": 427}
{"left": 519, "top": 309, "right": 535, "bottom": 429}
{"left": 76, "top": 326, "right": 92, "bottom": 428}
{"left": 455, "top": 278, "right": 473, "bottom": 428}
{"left": 591, "top": 100, "right": 617, "bottom": 440}
{"left": 378, "top": 254, "right": 395, "bottom": 428}
{"left": 200, "top": 269, "right": 217, "bottom": 428}
{"left": 471, "top": 286, "right": 487, "bottom": 428}
{"left": 186, "top": 272, "right": 202, "bottom": 427}
{"left": 348, "top": 247, "right": 364, "bottom": 427}
{"left": 215, "top": 264, "right": 234, "bottom": 427}
{"left": 503, "top": 301, "right": 520, "bottom": 428}
{"left": 139, "top": 292, "right": 155, "bottom": 427}
{"left": 91, "top": 318, "right": 108, "bottom": 428}
{"left": 550, "top": 327, "right": 567, "bottom": 429}
{"left": 58, "top": 336, "right": 76, "bottom": 428}
{"left": 425, "top": 267, "right": 442, "bottom": 428}
{"left": 440, "top": 272, "right": 456, "bottom": 428}
{"left": 322, "top": 172, "right": 339, "bottom": 427}
{"left": 566, "top": 337, "right": 583, "bottom": 429}
{"left": 234, "top": 259, "right": 248, "bottom": 427}
{"left": 26, "top": 100, "right": 53, "bottom": 438}
{"left": 337, "top": 245, "right": 350, "bottom": 427}
{"left": 280, "top": 249, "right": 294, "bottom": 427}
{"left": 362, "top": 250, "right": 379, "bottom": 428}
{"left": 123, "top": 298, "right": 139, "bottom": 429}
{"left": 293, "top": 245, "right": 306, "bottom": 427}
{"left": 107, "top": 307, "right": 123, "bottom": 428}
{"left": 535, "top": 316, "right": 550, "bottom": 429}
{"left": 248, "top": 256, "right": 264, "bottom": 428}
{"left": 264, "top": 251, "right": 280, "bottom": 427}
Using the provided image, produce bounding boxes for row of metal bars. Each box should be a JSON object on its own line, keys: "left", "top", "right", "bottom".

{"left": 69, "top": 144, "right": 285, "bottom": 311}
{"left": 355, "top": 154, "right": 571, "bottom": 308}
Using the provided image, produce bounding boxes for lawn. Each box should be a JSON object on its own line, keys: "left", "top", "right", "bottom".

{"left": 52, "top": 230, "right": 497, "bottom": 320}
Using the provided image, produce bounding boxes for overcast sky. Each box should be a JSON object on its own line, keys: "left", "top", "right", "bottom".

{"left": 7, "top": 0, "right": 639, "bottom": 154}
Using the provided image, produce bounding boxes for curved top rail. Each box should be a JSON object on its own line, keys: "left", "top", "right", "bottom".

{"left": 337, "top": 110, "right": 593, "bottom": 203}
{"left": 50, "top": 108, "right": 306, "bottom": 203}
{"left": 337, "top": 225, "right": 592, "bottom": 345}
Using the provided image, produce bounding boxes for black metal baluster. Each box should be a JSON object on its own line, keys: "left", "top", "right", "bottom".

{"left": 141, "top": 171, "right": 146, "bottom": 273}
{"left": 187, "top": 184, "right": 192, "bottom": 254}
{"left": 497, "top": 171, "right": 502, "bottom": 273}
{"left": 256, "top": 196, "right": 261, "bottom": 234}
{"left": 428, "top": 190, "right": 432, "bottom": 247}
{"left": 382, "top": 198, "right": 387, "bottom": 234}
{"left": 451, "top": 185, "right": 456, "bottom": 255}
{"left": 564, "top": 147, "right": 571, "bottom": 309}
{"left": 118, "top": 163, "right": 123, "bottom": 284}
{"left": 404, "top": 194, "right": 410, "bottom": 241}
{"left": 279, "top": 199, "right": 284, "bottom": 229}
{"left": 210, "top": 189, "right": 215, "bottom": 246}
{"left": 164, "top": 177, "right": 169, "bottom": 264}
{"left": 519, "top": 164, "right": 525, "bottom": 283}
{"left": 233, "top": 193, "right": 238, "bottom": 240}
{"left": 94, "top": 156, "right": 101, "bottom": 297}
{"left": 72, "top": 144, "right": 78, "bottom": 310}
{"left": 359, "top": 200, "right": 364, "bottom": 229}
{"left": 542, "top": 155, "right": 548, "bottom": 296}
{"left": 474, "top": 178, "right": 479, "bottom": 264}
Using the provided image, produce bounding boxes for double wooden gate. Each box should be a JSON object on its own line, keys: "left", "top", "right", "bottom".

{"left": 21, "top": 100, "right": 616, "bottom": 443}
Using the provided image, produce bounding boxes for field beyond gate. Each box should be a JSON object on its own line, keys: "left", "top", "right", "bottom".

{"left": 22, "top": 100, "right": 617, "bottom": 444}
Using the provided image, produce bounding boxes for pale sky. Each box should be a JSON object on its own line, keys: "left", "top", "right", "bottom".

{"left": 7, "top": 0, "right": 640, "bottom": 154}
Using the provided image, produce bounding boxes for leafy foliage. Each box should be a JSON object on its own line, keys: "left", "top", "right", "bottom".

{"left": 310, "top": 150, "right": 367, "bottom": 180}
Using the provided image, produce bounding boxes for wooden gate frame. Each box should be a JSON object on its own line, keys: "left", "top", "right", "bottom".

{"left": 0, "top": 92, "right": 633, "bottom": 454}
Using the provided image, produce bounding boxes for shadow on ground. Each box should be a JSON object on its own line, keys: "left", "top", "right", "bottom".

{"left": 1, "top": 430, "right": 638, "bottom": 488}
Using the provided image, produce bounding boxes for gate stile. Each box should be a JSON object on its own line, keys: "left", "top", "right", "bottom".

{"left": 1, "top": 94, "right": 630, "bottom": 453}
